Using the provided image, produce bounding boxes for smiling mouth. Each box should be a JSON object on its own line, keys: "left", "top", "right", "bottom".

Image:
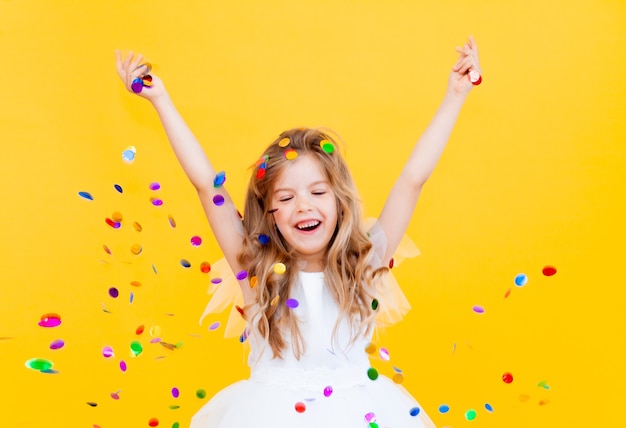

{"left": 296, "top": 220, "right": 320, "bottom": 231}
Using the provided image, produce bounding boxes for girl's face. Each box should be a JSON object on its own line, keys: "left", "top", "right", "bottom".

{"left": 270, "top": 154, "right": 338, "bottom": 272}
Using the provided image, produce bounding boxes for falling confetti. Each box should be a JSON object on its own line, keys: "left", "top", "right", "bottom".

{"left": 39, "top": 313, "right": 61, "bottom": 328}
{"left": 49, "top": 339, "right": 65, "bottom": 350}
{"left": 472, "top": 305, "right": 485, "bottom": 314}
{"left": 25, "top": 358, "right": 53, "bottom": 372}
{"left": 78, "top": 191, "right": 93, "bottom": 201}
{"left": 542, "top": 265, "right": 557, "bottom": 276}
{"left": 514, "top": 273, "right": 528, "bottom": 287}
{"left": 122, "top": 146, "right": 136, "bottom": 163}
{"left": 502, "top": 372, "right": 514, "bottom": 384}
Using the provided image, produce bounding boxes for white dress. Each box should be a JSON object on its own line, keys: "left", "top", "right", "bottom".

{"left": 190, "top": 269, "right": 436, "bottom": 428}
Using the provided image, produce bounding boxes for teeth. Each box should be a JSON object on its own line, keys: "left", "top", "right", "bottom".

{"left": 296, "top": 220, "right": 320, "bottom": 230}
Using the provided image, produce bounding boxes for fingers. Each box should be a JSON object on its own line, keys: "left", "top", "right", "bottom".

{"left": 115, "top": 50, "right": 151, "bottom": 93}
{"left": 452, "top": 36, "right": 481, "bottom": 76}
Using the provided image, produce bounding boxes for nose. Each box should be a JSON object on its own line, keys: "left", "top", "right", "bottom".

{"left": 295, "top": 195, "right": 313, "bottom": 213}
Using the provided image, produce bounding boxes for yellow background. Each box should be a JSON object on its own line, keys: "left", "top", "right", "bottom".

{"left": 1, "top": 1, "right": 624, "bottom": 427}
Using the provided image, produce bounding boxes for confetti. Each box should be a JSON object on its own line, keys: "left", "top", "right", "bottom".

{"left": 133, "top": 222, "right": 143, "bottom": 232}
{"left": 78, "top": 191, "right": 93, "bottom": 201}
{"left": 102, "top": 346, "right": 114, "bottom": 358}
{"left": 200, "top": 262, "right": 211, "bottom": 273}
{"left": 119, "top": 360, "right": 127, "bottom": 372}
{"left": 130, "top": 244, "right": 143, "bottom": 255}
{"left": 25, "top": 358, "right": 53, "bottom": 372}
{"left": 484, "top": 403, "right": 494, "bottom": 412}
{"left": 320, "top": 139, "right": 334, "bottom": 153}
{"left": 114, "top": 184, "right": 123, "bottom": 193}
{"left": 286, "top": 298, "right": 299, "bottom": 309}
{"left": 149, "top": 182, "right": 161, "bottom": 191}
{"left": 130, "top": 341, "right": 143, "bottom": 356}
{"left": 213, "top": 171, "right": 226, "bottom": 188}
{"left": 168, "top": 215, "right": 177, "bottom": 228}
{"left": 284, "top": 149, "right": 298, "bottom": 160}
{"left": 148, "top": 417, "right": 159, "bottom": 427}
{"left": 196, "top": 389, "right": 206, "bottom": 399}
{"left": 542, "top": 265, "right": 557, "bottom": 276}
{"left": 273, "top": 263, "right": 286, "bottom": 274}
{"left": 39, "top": 313, "right": 61, "bottom": 328}
{"left": 105, "top": 218, "right": 121, "bottom": 229}
{"left": 409, "top": 407, "right": 420, "bottom": 416}
{"left": 502, "top": 372, "right": 514, "bottom": 384}
{"left": 514, "top": 273, "right": 528, "bottom": 286}
{"left": 258, "top": 234, "right": 270, "bottom": 244}
{"left": 150, "top": 197, "right": 163, "bottom": 206}
{"left": 371, "top": 299, "right": 379, "bottom": 310}
{"left": 323, "top": 386, "right": 333, "bottom": 397}
{"left": 213, "top": 195, "right": 225, "bottom": 206}
{"left": 180, "top": 259, "right": 191, "bottom": 268}
{"left": 49, "top": 339, "right": 65, "bottom": 350}
{"left": 379, "top": 348, "right": 390, "bottom": 361}
{"left": 122, "top": 146, "right": 136, "bottom": 163}
{"left": 190, "top": 236, "right": 203, "bottom": 247}
{"left": 472, "top": 305, "right": 485, "bottom": 314}
{"left": 136, "top": 325, "right": 145, "bottom": 335}
{"left": 294, "top": 402, "right": 306, "bottom": 413}
{"left": 236, "top": 270, "right": 248, "bottom": 280}
{"left": 367, "top": 367, "right": 379, "bottom": 380}
{"left": 465, "top": 409, "right": 477, "bottom": 420}
{"left": 208, "top": 322, "right": 221, "bottom": 331}
{"left": 172, "top": 387, "right": 180, "bottom": 398}
{"left": 438, "top": 404, "right": 450, "bottom": 414}
{"left": 150, "top": 326, "right": 162, "bottom": 337}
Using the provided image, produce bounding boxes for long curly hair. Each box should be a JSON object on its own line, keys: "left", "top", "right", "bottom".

{"left": 238, "top": 127, "right": 385, "bottom": 359}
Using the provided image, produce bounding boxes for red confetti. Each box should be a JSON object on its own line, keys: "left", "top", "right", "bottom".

{"left": 148, "top": 417, "right": 159, "bottom": 427}
{"left": 294, "top": 402, "right": 306, "bottom": 413}
{"left": 542, "top": 265, "right": 557, "bottom": 276}
{"left": 502, "top": 372, "right": 514, "bottom": 384}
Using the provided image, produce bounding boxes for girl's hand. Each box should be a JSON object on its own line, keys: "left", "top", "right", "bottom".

{"left": 115, "top": 50, "right": 165, "bottom": 101}
{"left": 449, "top": 36, "right": 482, "bottom": 96}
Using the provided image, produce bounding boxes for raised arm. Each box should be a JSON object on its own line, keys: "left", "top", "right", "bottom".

{"left": 377, "top": 37, "right": 482, "bottom": 264}
{"left": 115, "top": 51, "right": 253, "bottom": 301}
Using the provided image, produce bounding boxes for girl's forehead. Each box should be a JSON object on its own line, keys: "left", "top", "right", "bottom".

{"left": 274, "top": 154, "right": 329, "bottom": 187}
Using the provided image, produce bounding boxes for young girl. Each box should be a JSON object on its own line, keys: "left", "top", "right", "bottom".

{"left": 116, "top": 36, "right": 481, "bottom": 428}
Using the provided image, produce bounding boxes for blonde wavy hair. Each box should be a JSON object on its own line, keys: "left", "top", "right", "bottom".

{"left": 238, "top": 128, "right": 386, "bottom": 359}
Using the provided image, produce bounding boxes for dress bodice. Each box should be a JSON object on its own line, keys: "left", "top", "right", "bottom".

{"left": 247, "top": 271, "right": 372, "bottom": 389}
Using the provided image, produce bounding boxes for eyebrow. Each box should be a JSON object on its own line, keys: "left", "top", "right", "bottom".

{"left": 273, "top": 180, "right": 329, "bottom": 194}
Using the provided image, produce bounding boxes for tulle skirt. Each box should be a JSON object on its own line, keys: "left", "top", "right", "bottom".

{"left": 190, "top": 366, "right": 436, "bottom": 428}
